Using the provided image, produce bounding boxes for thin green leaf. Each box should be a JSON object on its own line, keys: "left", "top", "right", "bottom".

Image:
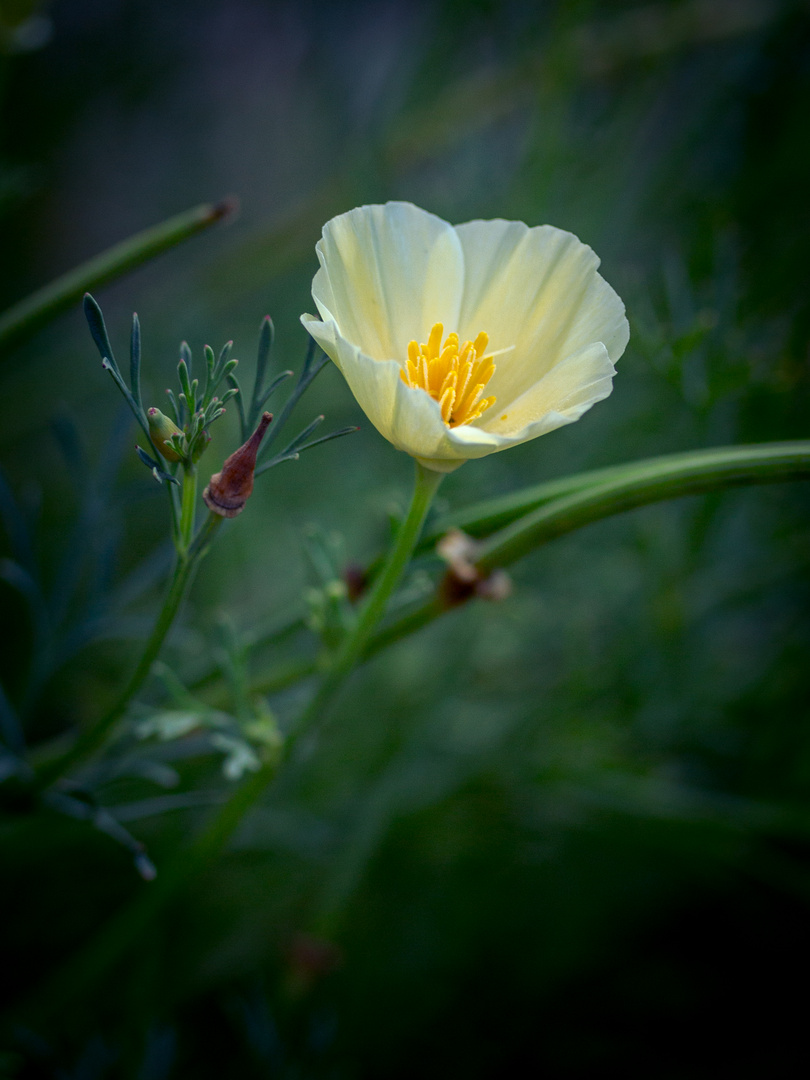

{"left": 135, "top": 445, "right": 180, "bottom": 486}
{"left": 285, "top": 414, "right": 325, "bottom": 452}
{"left": 44, "top": 791, "right": 157, "bottom": 880}
{"left": 202, "top": 342, "right": 216, "bottom": 406}
{"left": 227, "top": 373, "right": 247, "bottom": 439}
{"left": 213, "top": 341, "right": 233, "bottom": 386}
{"left": 165, "top": 388, "right": 181, "bottom": 425}
{"left": 130, "top": 313, "right": 142, "bottom": 413}
{"left": 218, "top": 359, "right": 238, "bottom": 390}
{"left": 301, "top": 333, "right": 319, "bottom": 376}
{"left": 257, "top": 450, "right": 300, "bottom": 470}
{"left": 259, "top": 342, "right": 329, "bottom": 458}
{"left": 256, "top": 415, "right": 325, "bottom": 471}
{"left": 83, "top": 294, "right": 119, "bottom": 376}
{"left": 0, "top": 200, "right": 235, "bottom": 353}
{"left": 255, "top": 423, "right": 357, "bottom": 476}
{"left": 252, "top": 316, "right": 274, "bottom": 415}
{"left": 101, "top": 359, "right": 150, "bottom": 439}
{"left": 294, "top": 425, "right": 358, "bottom": 453}
{"left": 177, "top": 357, "right": 193, "bottom": 408}
{"left": 255, "top": 370, "right": 293, "bottom": 413}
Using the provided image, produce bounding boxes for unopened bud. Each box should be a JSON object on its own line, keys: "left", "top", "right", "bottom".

{"left": 203, "top": 412, "right": 272, "bottom": 518}
{"left": 343, "top": 562, "right": 369, "bottom": 603}
{"left": 437, "top": 528, "right": 513, "bottom": 608}
{"left": 147, "top": 407, "right": 184, "bottom": 462}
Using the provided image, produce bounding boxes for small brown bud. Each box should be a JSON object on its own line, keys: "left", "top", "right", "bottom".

{"left": 436, "top": 528, "right": 513, "bottom": 608}
{"left": 343, "top": 562, "right": 369, "bottom": 602}
{"left": 203, "top": 412, "right": 272, "bottom": 518}
{"left": 283, "top": 932, "right": 343, "bottom": 998}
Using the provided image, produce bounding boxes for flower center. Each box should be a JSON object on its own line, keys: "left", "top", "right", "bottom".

{"left": 400, "top": 323, "right": 497, "bottom": 428}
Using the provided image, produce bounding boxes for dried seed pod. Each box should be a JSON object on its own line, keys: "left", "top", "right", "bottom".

{"left": 203, "top": 412, "right": 272, "bottom": 518}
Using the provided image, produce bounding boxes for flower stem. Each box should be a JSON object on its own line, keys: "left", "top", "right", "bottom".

{"left": 22, "top": 463, "right": 443, "bottom": 1020}
{"left": 179, "top": 463, "right": 197, "bottom": 553}
{"left": 298, "top": 460, "right": 444, "bottom": 730}
{"left": 474, "top": 440, "right": 810, "bottom": 571}
{"left": 34, "top": 513, "right": 222, "bottom": 790}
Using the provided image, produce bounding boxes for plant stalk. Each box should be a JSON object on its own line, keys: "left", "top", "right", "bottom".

{"left": 34, "top": 513, "right": 222, "bottom": 789}
{"left": 296, "top": 460, "right": 444, "bottom": 730}
{"left": 22, "top": 462, "right": 443, "bottom": 1019}
{"left": 179, "top": 463, "right": 198, "bottom": 553}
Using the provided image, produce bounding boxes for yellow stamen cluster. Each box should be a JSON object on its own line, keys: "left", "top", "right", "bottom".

{"left": 400, "top": 323, "right": 497, "bottom": 428}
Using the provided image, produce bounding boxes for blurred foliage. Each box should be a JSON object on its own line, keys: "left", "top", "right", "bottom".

{"left": 1, "top": 0, "right": 810, "bottom": 1076}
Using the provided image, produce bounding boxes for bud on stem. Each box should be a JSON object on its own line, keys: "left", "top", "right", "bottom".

{"left": 203, "top": 412, "right": 272, "bottom": 518}
{"left": 147, "top": 407, "right": 184, "bottom": 462}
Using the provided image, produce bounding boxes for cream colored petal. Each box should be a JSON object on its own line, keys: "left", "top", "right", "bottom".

{"left": 454, "top": 219, "right": 629, "bottom": 407}
{"left": 479, "top": 341, "right": 616, "bottom": 445}
{"left": 302, "top": 314, "right": 506, "bottom": 472}
{"left": 311, "top": 202, "right": 464, "bottom": 363}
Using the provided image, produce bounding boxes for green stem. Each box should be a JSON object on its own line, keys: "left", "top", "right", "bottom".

{"left": 474, "top": 440, "right": 810, "bottom": 571}
{"left": 346, "top": 440, "right": 810, "bottom": 664}
{"left": 424, "top": 440, "right": 810, "bottom": 548}
{"left": 34, "top": 514, "right": 222, "bottom": 789}
{"left": 297, "top": 461, "right": 443, "bottom": 729}
{"left": 0, "top": 201, "right": 235, "bottom": 353}
{"left": 18, "top": 441, "right": 809, "bottom": 1023}
{"left": 179, "top": 464, "right": 198, "bottom": 553}
{"left": 202, "top": 443, "right": 810, "bottom": 696}
{"left": 217, "top": 442, "right": 810, "bottom": 705}
{"left": 21, "top": 463, "right": 443, "bottom": 1020}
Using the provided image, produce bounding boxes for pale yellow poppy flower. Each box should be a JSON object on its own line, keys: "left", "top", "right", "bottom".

{"left": 301, "top": 202, "right": 629, "bottom": 473}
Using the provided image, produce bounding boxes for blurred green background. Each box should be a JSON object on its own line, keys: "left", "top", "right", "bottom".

{"left": 2, "top": 0, "right": 810, "bottom": 1075}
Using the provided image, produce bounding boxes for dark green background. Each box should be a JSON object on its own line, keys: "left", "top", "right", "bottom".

{"left": 1, "top": 0, "right": 810, "bottom": 1075}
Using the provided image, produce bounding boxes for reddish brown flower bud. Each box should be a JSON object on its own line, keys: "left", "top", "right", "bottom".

{"left": 436, "top": 528, "right": 513, "bottom": 608}
{"left": 283, "top": 932, "right": 343, "bottom": 998}
{"left": 343, "top": 562, "right": 369, "bottom": 603}
{"left": 203, "top": 412, "right": 272, "bottom": 518}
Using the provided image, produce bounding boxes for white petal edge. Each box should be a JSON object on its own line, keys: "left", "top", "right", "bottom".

{"left": 310, "top": 202, "right": 464, "bottom": 365}
{"left": 479, "top": 340, "right": 617, "bottom": 442}
{"left": 454, "top": 218, "right": 629, "bottom": 407}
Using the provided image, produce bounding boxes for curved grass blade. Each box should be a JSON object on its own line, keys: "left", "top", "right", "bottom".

{"left": 474, "top": 440, "right": 810, "bottom": 571}
{"left": 0, "top": 199, "right": 236, "bottom": 353}
{"left": 423, "top": 442, "right": 810, "bottom": 551}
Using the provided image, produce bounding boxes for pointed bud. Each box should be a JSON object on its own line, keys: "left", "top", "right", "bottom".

{"left": 147, "top": 407, "right": 184, "bottom": 462}
{"left": 203, "top": 412, "right": 272, "bottom": 518}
